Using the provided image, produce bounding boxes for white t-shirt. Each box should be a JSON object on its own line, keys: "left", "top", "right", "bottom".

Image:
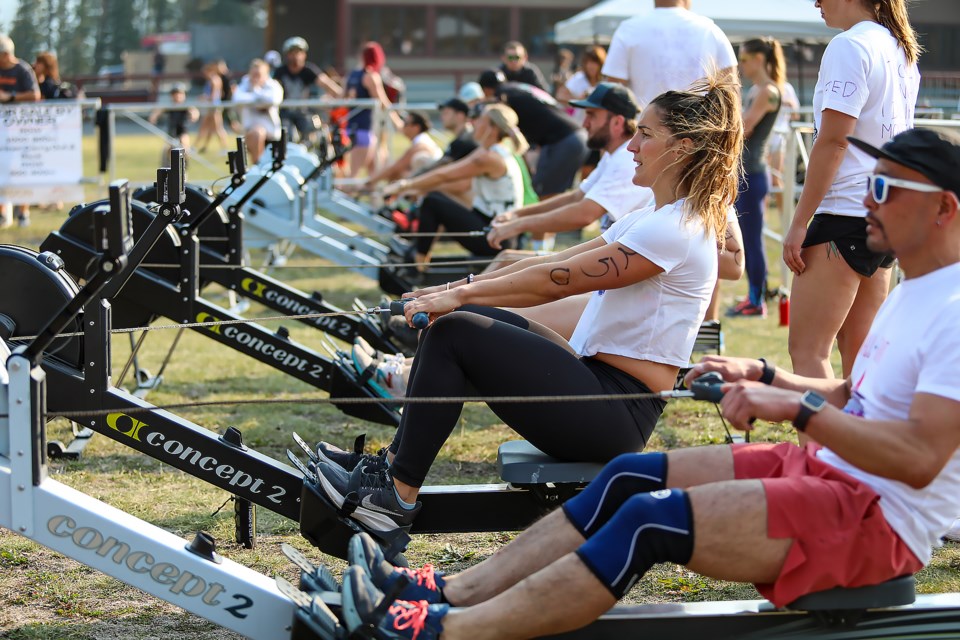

{"left": 410, "top": 132, "right": 444, "bottom": 173}
{"left": 234, "top": 75, "right": 285, "bottom": 140}
{"left": 568, "top": 199, "right": 717, "bottom": 367}
{"left": 579, "top": 140, "right": 654, "bottom": 228}
{"left": 817, "top": 262, "right": 960, "bottom": 565}
{"left": 601, "top": 8, "right": 737, "bottom": 109}
{"left": 812, "top": 21, "right": 920, "bottom": 217}
{"left": 564, "top": 70, "right": 597, "bottom": 123}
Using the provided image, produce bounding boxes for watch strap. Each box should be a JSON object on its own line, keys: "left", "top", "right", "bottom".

{"left": 758, "top": 358, "right": 775, "bottom": 385}
{"left": 793, "top": 404, "right": 814, "bottom": 432}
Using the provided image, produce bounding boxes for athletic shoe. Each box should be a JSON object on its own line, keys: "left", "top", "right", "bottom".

{"left": 726, "top": 301, "right": 767, "bottom": 318}
{"left": 314, "top": 461, "right": 420, "bottom": 531}
{"left": 351, "top": 339, "right": 408, "bottom": 398}
{"left": 316, "top": 436, "right": 388, "bottom": 472}
{"left": 342, "top": 565, "right": 448, "bottom": 640}
{"left": 944, "top": 516, "right": 960, "bottom": 542}
{"left": 349, "top": 532, "right": 446, "bottom": 604}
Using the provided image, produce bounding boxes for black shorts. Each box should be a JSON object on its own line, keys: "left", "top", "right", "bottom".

{"left": 802, "top": 214, "right": 895, "bottom": 277}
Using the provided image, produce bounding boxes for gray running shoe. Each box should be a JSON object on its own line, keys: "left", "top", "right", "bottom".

{"left": 314, "top": 462, "right": 420, "bottom": 532}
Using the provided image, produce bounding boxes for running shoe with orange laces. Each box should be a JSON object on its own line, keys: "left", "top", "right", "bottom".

{"left": 348, "top": 532, "right": 447, "bottom": 604}
{"left": 342, "top": 564, "right": 448, "bottom": 640}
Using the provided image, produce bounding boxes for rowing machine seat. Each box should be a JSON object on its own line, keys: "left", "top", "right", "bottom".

{"left": 497, "top": 440, "right": 604, "bottom": 485}
{"left": 787, "top": 575, "right": 916, "bottom": 611}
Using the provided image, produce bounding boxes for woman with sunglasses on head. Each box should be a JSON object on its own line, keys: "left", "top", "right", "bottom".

{"left": 726, "top": 37, "right": 784, "bottom": 318}
{"left": 314, "top": 74, "right": 743, "bottom": 532}
{"left": 782, "top": 0, "right": 920, "bottom": 380}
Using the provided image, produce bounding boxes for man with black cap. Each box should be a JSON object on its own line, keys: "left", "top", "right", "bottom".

{"left": 339, "top": 127, "right": 960, "bottom": 640}
{"left": 478, "top": 69, "right": 587, "bottom": 199}
{"left": 427, "top": 97, "right": 478, "bottom": 170}
{"left": 486, "top": 82, "right": 651, "bottom": 250}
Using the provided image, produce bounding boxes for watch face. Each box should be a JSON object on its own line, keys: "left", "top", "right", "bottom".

{"left": 803, "top": 391, "right": 828, "bottom": 411}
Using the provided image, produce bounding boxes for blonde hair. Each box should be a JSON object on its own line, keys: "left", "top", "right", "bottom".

{"left": 649, "top": 74, "right": 744, "bottom": 247}
{"left": 868, "top": 0, "right": 922, "bottom": 65}
{"left": 483, "top": 103, "right": 530, "bottom": 155}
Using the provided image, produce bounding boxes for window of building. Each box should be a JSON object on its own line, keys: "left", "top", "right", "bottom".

{"left": 435, "top": 6, "right": 510, "bottom": 57}
{"left": 519, "top": 8, "right": 580, "bottom": 56}
{"left": 351, "top": 5, "right": 428, "bottom": 56}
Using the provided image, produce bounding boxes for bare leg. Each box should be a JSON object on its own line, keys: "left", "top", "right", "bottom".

{"left": 442, "top": 445, "right": 735, "bottom": 607}
{"left": 442, "top": 479, "right": 789, "bottom": 640}
{"left": 245, "top": 127, "right": 267, "bottom": 163}
{"left": 836, "top": 267, "right": 890, "bottom": 377}
{"left": 787, "top": 244, "right": 861, "bottom": 378}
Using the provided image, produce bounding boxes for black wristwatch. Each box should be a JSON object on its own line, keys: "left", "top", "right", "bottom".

{"left": 793, "top": 390, "right": 827, "bottom": 432}
{"left": 758, "top": 358, "right": 776, "bottom": 385}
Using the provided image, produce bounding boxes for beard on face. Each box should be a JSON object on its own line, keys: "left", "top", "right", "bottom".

{"left": 587, "top": 125, "right": 610, "bottom": 150}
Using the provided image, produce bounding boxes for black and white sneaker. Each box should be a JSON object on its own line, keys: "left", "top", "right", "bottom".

{"left": 314, "top": 461, "right": 420, "bottom": 532}
{"left": 317, "top": 434, "right": 388, "bottom": 472}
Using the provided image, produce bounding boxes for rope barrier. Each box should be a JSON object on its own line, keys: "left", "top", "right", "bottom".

{"left": 26, "top": 389, "right": 687, "bottom": 421}
{"left": 136, "top": 256, "right": 506, "bottom": 270}
{"left": 8, "top": 307, "right": 383, "bottom": 342}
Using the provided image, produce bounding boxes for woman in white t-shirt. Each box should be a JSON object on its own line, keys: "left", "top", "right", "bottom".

{"left": 783, "top": 0, "right": 920, "bottom": 379}
{"left": 313, "top": 76, "right": 743, "bottom": 531}
{"left": 557, "top": 45, "right": 607, "bottom": 178}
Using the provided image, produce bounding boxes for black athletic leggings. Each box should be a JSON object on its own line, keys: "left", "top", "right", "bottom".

{"left": 388, "top": 306, "right": 666, "bottom": 488}
{"left": 415, "top": 191, "right": 511, "bottom": 257}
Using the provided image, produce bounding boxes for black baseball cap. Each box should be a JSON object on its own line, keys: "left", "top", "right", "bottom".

{"left": 438, "top": 97, "right": 469, "bottom": 114}
{"left": 478, "top": 69, "right": 506, "bottom": 89}
{"left": 848, "top": 128, "right": 960, "bottom": 197}
{"left": 570, "top": 83, "right": 639, "bottom": 120}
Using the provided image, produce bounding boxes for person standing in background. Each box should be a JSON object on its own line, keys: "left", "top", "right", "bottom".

{"left": 601, "top": 0, "right": 737, "bottom": 109}
{"left": 726, "top": 38, "right": 785, "bottom": 318}
{"left": 783, "top": 0, "right": 921, "bottom": 381}
{"left": 0, "top": 33, "right": 41, "bottom": 228}
{"left": 498, "top": 41, "right": 549, "bottom": 91}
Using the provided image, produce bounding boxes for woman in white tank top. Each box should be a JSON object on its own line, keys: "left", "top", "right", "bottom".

{"left": 382, "top": 103, "right": 529, "bottom": 266}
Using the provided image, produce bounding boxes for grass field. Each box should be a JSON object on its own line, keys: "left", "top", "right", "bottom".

{"left": 0, "top": 134, "right": 957, "bottom": 639}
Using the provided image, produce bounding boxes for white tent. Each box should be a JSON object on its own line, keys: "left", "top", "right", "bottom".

{"left": 555, "top": 0, "right": 839, "bottom": 45}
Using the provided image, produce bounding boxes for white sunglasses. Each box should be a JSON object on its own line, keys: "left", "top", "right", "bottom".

{"left": 866, "top": 174, "right": 943, "bottom": 204}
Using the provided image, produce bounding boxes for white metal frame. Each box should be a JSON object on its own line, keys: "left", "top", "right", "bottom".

{"left": 0, "top": 345, "right": 297, "bottom": 640}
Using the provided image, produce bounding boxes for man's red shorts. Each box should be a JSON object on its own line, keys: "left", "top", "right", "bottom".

{"left": 732, "top": 442, "right": 923, "bottom": 607}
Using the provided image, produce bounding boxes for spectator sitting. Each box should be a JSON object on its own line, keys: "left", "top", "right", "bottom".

{"left": 147, "top": 83, "right": 199, "bottom": 166}
{"left": 498, "top": 40, "right": 548, "bottom": 91}
{"left": 233, "top": 58, "right": 284, "bottom": 163}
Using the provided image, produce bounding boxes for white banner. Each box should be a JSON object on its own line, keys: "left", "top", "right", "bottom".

{"left": 0, "top": 103, "right": 84, "bottom": 204}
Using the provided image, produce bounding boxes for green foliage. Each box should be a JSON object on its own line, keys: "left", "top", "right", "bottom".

{"left": 7, "top": 0, "right": 262, "bottom": 75}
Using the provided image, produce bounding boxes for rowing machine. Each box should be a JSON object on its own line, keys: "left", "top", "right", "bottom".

{"left": 0, "top": 191, "right": 336, "bottom": 639}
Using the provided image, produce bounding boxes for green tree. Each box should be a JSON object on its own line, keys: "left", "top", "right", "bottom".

{"left": 61, "top": 0, "right": 100, "bottom": 75}
{"left": 9, "top": 0, "right": 46, "bottom": 60}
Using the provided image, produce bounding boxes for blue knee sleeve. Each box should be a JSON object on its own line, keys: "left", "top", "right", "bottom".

{"left": 576, "top": 489, "right": 694, "bottom": 599}
{"left": 563, "top": 452, "right": 667, "bottom": 538}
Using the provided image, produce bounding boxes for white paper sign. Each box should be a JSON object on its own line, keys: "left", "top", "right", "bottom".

{"left": 0, "top": 103, "right": 84, "bottom": 204}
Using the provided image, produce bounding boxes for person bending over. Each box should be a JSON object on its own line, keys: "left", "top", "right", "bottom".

{"left": 380, "top": 104, "right": 527, "bottom": 268}
{"left": 340, "top": 127, "right": 960, "bottom": 640}
{"left": 315, "top": 75, "right": 742, "bottom": 532}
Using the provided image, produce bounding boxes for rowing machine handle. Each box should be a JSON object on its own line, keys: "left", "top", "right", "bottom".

{"left": 690, "top": 372, "right": 725, "bottom": 403}
{"left": 387, "top": 299, "right": 430, "bottom": 330}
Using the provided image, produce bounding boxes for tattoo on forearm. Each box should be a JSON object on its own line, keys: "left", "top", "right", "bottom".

{"left": 580, "top": 247, "right": 638, "bottom": 279}
{"left": 724, "top": 230, "right": 743, "bottom": 266}
{"left": 550, "top": 268, "right": 571, "bottom": 286}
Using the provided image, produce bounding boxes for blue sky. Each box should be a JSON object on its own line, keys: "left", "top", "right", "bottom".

{"left": 0, "top": 0, "right": 15, "bottom": 33}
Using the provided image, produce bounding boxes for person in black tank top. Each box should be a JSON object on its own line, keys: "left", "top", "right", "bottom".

{"left": 726, "top": 38, "right": 784, "bottom": 319}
